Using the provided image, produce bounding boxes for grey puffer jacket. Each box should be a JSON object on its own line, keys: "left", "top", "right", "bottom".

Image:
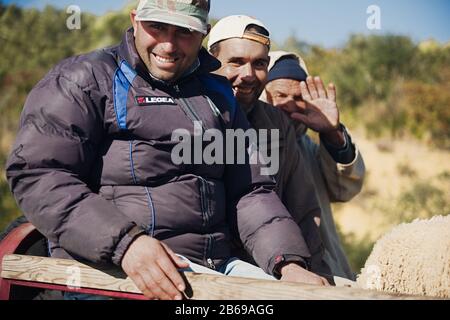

{"left": 6, "top": 28, "right": 311, "bottom": 275}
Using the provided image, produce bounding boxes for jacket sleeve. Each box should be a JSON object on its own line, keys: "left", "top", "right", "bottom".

{"left": 279, "top": 113, "right": 322, "bottom": 223}
{"left": 302, "top": 129, "right": 366, "bottom": 203}
{"left": 5, "top": 71, "right": 136, "bottom": 265}
{"left": 224, "top": 106, "right": 311, "bottom": 276}
{"left": 279, "top": 116, "right": 324, "bottom": 259}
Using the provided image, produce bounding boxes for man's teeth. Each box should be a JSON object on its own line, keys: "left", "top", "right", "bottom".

{"left": 235, "top": 87, "right": 253, "bottom": 94}
{"left": 154, "top": 55, "right": 176, "bottom": 63}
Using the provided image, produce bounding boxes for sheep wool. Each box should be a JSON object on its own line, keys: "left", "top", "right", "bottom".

{"left": 357, "top": 215, "right": 450, "bottom": 298}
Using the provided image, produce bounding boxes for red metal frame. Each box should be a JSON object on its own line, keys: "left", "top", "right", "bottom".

{"left": 6, "top": 280, "right": 148, "bottom": 300}
{"left": 0, "top": 223, "right": 41, "bottom": 300}
{"left": 0, "top": 223, "right": 146, "bottom": 300}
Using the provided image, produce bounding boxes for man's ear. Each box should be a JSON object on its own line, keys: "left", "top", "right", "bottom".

{"left": 264, "top": 87, "right": 273, "bottom": 104}
{"left": 205, "top": 24, "right": 212, "bottom": 37}
{"left": 130, "top": 10, "right": 138, "bottom": 36}
{"left": 200, "top": 24, "right": 211, "bottom": 49}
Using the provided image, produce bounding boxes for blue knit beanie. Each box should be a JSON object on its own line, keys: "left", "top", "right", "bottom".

{"left": 267, "top": 57, "right": 308, "bottom": 83}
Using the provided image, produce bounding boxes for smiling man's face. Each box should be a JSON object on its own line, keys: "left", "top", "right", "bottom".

{"left": 131, "top": 11, "right": 206, "bottom": 82}
{"left": 213, "top": 38, "right": 270, "bottom": 111}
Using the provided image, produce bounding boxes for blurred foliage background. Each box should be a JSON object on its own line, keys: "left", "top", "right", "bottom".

{"left": 0, "top": 2, "right": 449, "bottom": 274}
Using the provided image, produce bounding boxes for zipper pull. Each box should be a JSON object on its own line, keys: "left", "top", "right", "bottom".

{"left": 207, "top": 258, "right": 216, "bottom": 270}
{"left": 205, "top": 96, "right": 222, "bottom": 118}
{"left": 173, "top": 84, "right": 180, "bottom": 93}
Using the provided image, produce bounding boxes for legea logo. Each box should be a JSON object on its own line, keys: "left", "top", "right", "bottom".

{"left": 135, "top": 96, "right": 177, "bottom": 106}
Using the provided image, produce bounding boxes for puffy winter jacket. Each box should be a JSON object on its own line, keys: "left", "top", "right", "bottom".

{"left": 6, "top": 28, "right": 311, "bottom": 275}
{"left": 247, "top": 100, "right": 332, "bottom": 275}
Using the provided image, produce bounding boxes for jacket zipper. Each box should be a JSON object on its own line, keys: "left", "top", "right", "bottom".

{"left": 207, "top": 258, "right": 216, "bottom": 270}
{"left": 174, "top": 84, "right": 207, "bottom": 132}
{"left": 204, "top": 96, "right": 221, "bottom": 118}
{"left": 178, "top": 98, "right": 207, "bottom": 132}
{"left": 206, "top": 234, "right": 216, "bottom": 270}
{"left": 198, "top": 176, "right": 209, "bottom": 227}
{"left": 200, "top": 178, "right": 215, "bottom": 271}
{"left": 144, "top": 186, "right": 156, "bottom": 237}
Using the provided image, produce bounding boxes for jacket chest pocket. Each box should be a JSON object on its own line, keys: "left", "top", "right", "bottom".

{"left": 125, "top": 103, "right": 194, "bottom": 141}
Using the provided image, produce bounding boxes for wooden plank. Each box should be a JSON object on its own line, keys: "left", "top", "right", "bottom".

{"left": 1, "top": 254, "right": 427, "bottom": 300}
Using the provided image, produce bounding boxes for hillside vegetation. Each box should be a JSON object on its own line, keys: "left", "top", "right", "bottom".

{"left": 1, "top": 3, "right": 448, "bottom": 272}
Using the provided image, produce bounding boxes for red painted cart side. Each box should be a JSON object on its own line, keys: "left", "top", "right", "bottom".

{"left": 0, "top": 223, "right": 42, "bottom": 299}
{"left": 0, "top": 223, "right": 146, "bottom": 300}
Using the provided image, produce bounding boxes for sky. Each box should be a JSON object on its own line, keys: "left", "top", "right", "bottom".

{"left": 3, "top": 0, "right": 450, "bottom": 47}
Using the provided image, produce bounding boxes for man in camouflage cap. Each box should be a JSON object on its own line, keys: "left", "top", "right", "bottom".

{"left": 131, "top": 0, "right": 211, "bottom": 82}
{"left": 6, "top": 0, "right": 323, "bottom": 301}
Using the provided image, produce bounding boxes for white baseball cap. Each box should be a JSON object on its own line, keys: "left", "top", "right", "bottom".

{"left": 207, "top": 15, "right": 271, "bottom": 51}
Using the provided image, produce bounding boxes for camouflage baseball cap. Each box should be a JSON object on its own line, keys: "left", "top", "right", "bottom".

{"left": 135, "top": 0, "right": 210, "bottom": 34}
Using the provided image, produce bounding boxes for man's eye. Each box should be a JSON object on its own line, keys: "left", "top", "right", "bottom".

{"left": 228, "top": 61, "right": 243, "bottom": 67}
{"left": 254, "top": 61, "right": 268, "bottom": 69}
{"left": 148, "top": 23, "right": 164, "bottom": 31}
{"left": 178, "top": 28, "right": 194, "bottom": 36}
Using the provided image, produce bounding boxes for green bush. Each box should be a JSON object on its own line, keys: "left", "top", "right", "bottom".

{"left": 395, "top": 181, "right": 450, "bottom": 223}
{"left": 0, "top": 153, "right": 20, "bottom": 231}
{"left": 335, "top": 224, "right": 375, "bottom": 274}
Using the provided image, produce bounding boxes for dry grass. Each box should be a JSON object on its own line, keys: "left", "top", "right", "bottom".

{"left": 334, "top": 130, "right": 450, "bottom": 242}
